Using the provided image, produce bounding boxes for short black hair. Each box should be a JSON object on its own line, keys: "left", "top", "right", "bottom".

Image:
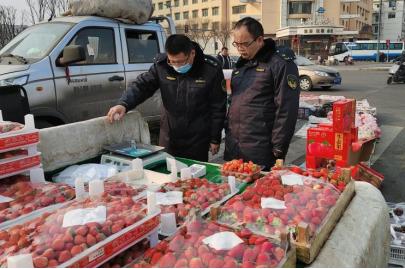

{"left": 222, "top": 47, "right": 228, "bottom": 51}
{"left": 165, "top": 34, "right": 193, "bottom": 55}
{"left": 233, "top": 17, "right": 264, "bottom": 39}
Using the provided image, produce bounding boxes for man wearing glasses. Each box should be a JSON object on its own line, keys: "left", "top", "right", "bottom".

{"left": 107, "top": 34, "right": 226, "bottom": 162}
{"left": 224, "top": 17, "right": 300, "bottom": 169}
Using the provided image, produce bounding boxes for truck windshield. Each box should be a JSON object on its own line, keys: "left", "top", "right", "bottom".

{"left": 0, "top": 22, "right": 73, "bottom": 65}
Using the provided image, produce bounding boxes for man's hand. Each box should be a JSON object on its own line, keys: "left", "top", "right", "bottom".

{"left": 107, "top": 105, "right": 126, "bottom": 123}
{"left": 210, "top": 143, "right": 220, "bottom": 155}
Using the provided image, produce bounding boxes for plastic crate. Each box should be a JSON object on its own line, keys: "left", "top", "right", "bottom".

{"left": 389, "top": 244, "right": 405, "bottom": 267}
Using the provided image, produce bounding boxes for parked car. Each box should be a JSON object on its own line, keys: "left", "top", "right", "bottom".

{"left": 0, "top": 16, "right": 175, "bottom": 129}
{"left": 294, "top": 56, "right": 342, "bottom": 91}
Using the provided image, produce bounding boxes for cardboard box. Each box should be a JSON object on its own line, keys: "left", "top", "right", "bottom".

{"left": 333, "top": 99, "right": 356, "bottom": 133}
{"left": 307, "top": 127, "right": 335, "bottom": 159}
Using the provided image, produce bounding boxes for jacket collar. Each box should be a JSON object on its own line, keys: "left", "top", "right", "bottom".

{"left": 235, "top": 38, "right": 277, "bottom": 68}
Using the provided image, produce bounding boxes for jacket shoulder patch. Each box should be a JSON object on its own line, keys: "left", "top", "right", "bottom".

{"left": 287, "top": 74, "right": 299, "bottom": 90}
{"left": 204, "top": 57, "right": 219, "bottom": 67}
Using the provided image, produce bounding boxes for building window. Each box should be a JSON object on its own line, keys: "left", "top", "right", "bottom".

{"left": 289, "top": 1, "right": 312, "bottom": 14}
{"left": 389, "top": 0, "right": 396, "bottom": 8}
{"left": 192, "top": 0, "right": 198, "bottom": 4}
{"left": 158, "top": 2, "right": 163, "bottom": 10}
{"left": 321, "top": 29, "right": 324, "bottom": 33}
{"left": 183, "top": 11, "right": 189, "bottom": 19}
{"left": 183, "top": 0, "right": 188, "bottom": 5}
{"left": 202, "top": 0, "right": 208, "bottom": 2}
{"left": 202, "top": 8, "right": 208, "bottom": 17}
{"left": 174, "top": 0, "right": 179, "bottom": 7}
{"left": 388, "top": 12, "right": 396, "bottom": 19}
{"left": 212, "top": 7, "right": 219, "bottom": 16}
{"left": 166, "top": 1, "right": 171, "bottom": 8}
{"left": 192, "top": 10, "right": 198, "bottom": 18}
{"left": 175, "top": 12, "right": 180, "bottom": 20}
{"left": 192, "top": 24, "right": 198, "bottom": 29}
{"left": 202, "top": 23, "right": 209, "bottom": 30}
{"left": 304, "top": 29, "right": 308, "bottom": 33}
{"left": 232, "top": 5, "right": 246, "bottom": 14}
{"left": 212, "top": 22, "right": 220, "bottom": 30}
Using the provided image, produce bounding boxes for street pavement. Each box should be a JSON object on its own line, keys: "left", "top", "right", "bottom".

{"left": 209, "top": 63, "right": 405, "bottom": 203}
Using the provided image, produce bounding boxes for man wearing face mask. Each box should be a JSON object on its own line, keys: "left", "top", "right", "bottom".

{"left": 107, "top": 34, "right": 226, "bottom": 162}
{"left": 224, "top": 17, "right": 300, "bottom": 169}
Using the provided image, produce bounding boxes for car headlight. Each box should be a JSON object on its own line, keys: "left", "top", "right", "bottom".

{"left": 314, "top": 71, "right": 329, "bottom": 77}
{"left": 0, "top": 75, "right": 29, "bottom": 86}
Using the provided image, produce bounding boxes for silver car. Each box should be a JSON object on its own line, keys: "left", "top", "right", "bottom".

{"left": 294, "top": 56, "right": 342, "bottom": 91}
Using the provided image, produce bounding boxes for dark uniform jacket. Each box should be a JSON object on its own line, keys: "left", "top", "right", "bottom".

{"left": 119, "top": 43, "right": 226, "bottom": 162}
{"left": 224, "top": 38, "right": 300, "bottom": 168}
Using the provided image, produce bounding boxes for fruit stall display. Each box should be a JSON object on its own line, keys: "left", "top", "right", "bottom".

{"left": 216, "top": 165, "right": 354, "bottom": 264}
{"left": 144, "top": 178, "right": 237, "bottom": 227}
{"left": 0, "top": 194, "right": 160, "bottom": 268}
{"left": 131, "top": 219, "right": 295, "bottom": 268}
{"left": 0, "top": 175, "right": 75, "bottom": 227}
{"left": 388, "top": 202, "right": 405, "bottom": 266}
{"left": 220, "top": 160, "right": 262, "bottom": 184}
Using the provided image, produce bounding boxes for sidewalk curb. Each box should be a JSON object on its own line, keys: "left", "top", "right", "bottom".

{"left": 359, "top": 67, "right": 390, "bottom": 71}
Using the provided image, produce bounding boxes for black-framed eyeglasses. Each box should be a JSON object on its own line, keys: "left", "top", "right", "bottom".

{"left": 167, "top": 54, "right": 190, "bottom": 67}
{"left": 232, "top": 37, "right": 258, "bottom": 49}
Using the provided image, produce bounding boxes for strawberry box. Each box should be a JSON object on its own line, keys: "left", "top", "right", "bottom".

{"left": 141, "top": 178, "right": 238, "bottom": 230}
{"left": 0, "top": 195, "right": 160, "bottom": 268}
{"left": 332, "top": 99, "right": 356, "bottom": 133}
{"left": 215, "top": 168, "right": 355, "bottom": 264}
{"left": 220, "top": 160, "right": 263, "bottom": 184}
{"left": 131, "top": 219, "right": 296, "bottom": 268}
{"left": 0, "top": 175, "right": 75, "bottom": 228}
{"left": 0, "top": 148, "right": 41, "bottom": 179}
{"left": 0, "top": 114, "right": 39, "bottom": 153}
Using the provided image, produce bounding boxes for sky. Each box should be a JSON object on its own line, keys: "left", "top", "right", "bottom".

{"left": 0, "top": 0, "right": 30, "bottom": 24}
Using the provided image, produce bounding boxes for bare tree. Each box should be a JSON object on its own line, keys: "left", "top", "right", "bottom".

{"left": 215, "top": 21, "right": 232, "bottom": 49}
{"left": 0, "top": 5, "right": 20, "bottom": 48}
{"left": 26, "top": 0, "right": 48, "bottom": 24}
{"left": 184, "top": 18, "right": 214, "bottom": 52}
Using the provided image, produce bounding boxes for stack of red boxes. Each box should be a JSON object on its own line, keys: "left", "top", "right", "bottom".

{"left": 306, "top": 99, "right": 357, "bottom": 169}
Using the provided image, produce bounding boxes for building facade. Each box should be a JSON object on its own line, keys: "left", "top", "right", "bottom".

{"left": 152, "top": 0, "right": 373, "bottom": 56}
{"left": 372, "top": 0, "right": 405, "bottom": 41}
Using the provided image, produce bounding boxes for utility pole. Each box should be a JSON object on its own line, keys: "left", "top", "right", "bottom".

{"left": 376, "top": 0, "right": 383, "bottom": 62}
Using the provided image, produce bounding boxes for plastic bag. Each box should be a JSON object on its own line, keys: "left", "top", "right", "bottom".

{"left": 217, "top": 170, "right": 341, "bottom": 239}
{"left": 53, "top": 164, "right": 118, "bottom": 186}
{"left": 66, "top": 0, "right": 153, "bottom": 24}
{"left": 0, "top": 195, "right": 150, "bottom": 267}
{"left": 132, "top": 219, "right": 288, "bottom": 268}
{"left": 0, "top": 175, "right": 75, "bottom": 225}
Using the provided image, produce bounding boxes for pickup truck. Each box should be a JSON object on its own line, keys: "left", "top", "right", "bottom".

{"left": 0, "top": 15, "right": 175, "bottom": 129}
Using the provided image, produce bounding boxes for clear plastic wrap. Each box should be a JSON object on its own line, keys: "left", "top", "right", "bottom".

{"left": 0, "top": 194, "right": 155, "bottom": 267}
{"left": 131, "top": 219, "right": 289, "bottom": 268}
{"left": 220, "top": 160, "right": 262, "bottom": 183}
{"left": 217, "top": 170, "right": 341, "bottom": 238}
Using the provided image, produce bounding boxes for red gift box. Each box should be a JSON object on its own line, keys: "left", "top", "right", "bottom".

{"left": 333, "top": 99, "right": 356, "bottom": 133}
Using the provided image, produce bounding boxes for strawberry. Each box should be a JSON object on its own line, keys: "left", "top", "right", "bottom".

{"left": 189, "top": 257, "right": 203, "bottom": 268}
{"left": 174, "top": 258, "right": 188, "bottom": 268}
{"left": 42, "top": 249, "right": 55, "bottom": 259}
{"left": 70, "top": 245, "right": 82, "bottom": 256}
{"left": 242, "top": 248, "right": 257, "bottom": 263}
{"left": 228, "top": 244, "right": 244, "bottom": 259}
{"left": 158, "top": 253, "right": 176, "bottom": 268}
{"left": 86, "top": 234, "right": 97, "bottom": 246}
{"left": 260, "top": 242, "right": 274, "bottom": 253}
{"left": 33, "top": 257, "right": 48, "bottom": 268}
{"left": 76, "top": 226, "right": 89, "bottom": 237}
{"left": 74, "top": 235, "right": 86, "bottom": 245}
{"left": 242, "top": 260, "right": 254, "bottom": 268}
{"left": 201, "top": 252, "right": 215, "bottom": 266}
{"left": 223, "top": 259, "right": 238, "bottom": 268}
{"left": 150, "top": 252, "right": 163, "bottom": 266}
{"left": 256, "top": 252, "right": 271, "bottom": 266}
{"left": 51, "top": 239, "right": 65, "bottom": 251}
{"left": 48, "top": 259, "right": 59, "bottom": 267}
{"left": 184, "top": 246, "right": 197, "bottom": 260}
{"left": 209, "top": 259, "right": 225, "bottom": 268}
{"left": 58, "top": 250, "right": 72, "bottom": 263}
{"left": 197, "top": 244, "right": 210, "bottom": 257}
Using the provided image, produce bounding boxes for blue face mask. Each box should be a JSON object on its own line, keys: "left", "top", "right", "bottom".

{"left": 173, "top": 63, "right": 192, "bottom": 74}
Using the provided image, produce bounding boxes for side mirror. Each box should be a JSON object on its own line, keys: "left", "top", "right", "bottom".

{"left": 57, "top": 45, "right": 85, "bottom": 66}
